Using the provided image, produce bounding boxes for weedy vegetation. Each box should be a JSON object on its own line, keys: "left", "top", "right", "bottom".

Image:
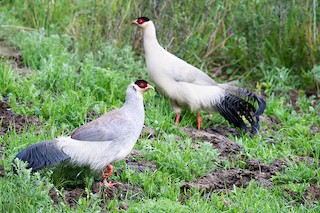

{"left": 0, "top": 0, "right": 319, "bottom": 212}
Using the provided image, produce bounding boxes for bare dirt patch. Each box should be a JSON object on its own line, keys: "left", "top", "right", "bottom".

{"left": 0, "top": 41, "right": 21, "bottom": 61}
{"left": 0, "top": 99, "right": 42, "bottom": 178}
{"left": 283, "top": 184, "right": 320, "bottom": 205}
{"left": 0, "top": 164, "right": 4, "bottom": 177}
{"left": 127, "top": 160, "right": 157, "bottom": 173}
{"left": 181, "top": 126, "right": 288, "bottom": 194}
{"left": 305, "top": 87, "right": 319, "bottom": 99}
{"left": 303, "top": 184, "right": 320, "bottom": 204}
{"left": 287, "top": 88, "right": 319, "bottom": 112}
{"left": 49, "top": 181, "right": 143, "bottom": 209}
{"left": 49, "top": 176, "right": 144, "bottom": 209}
{"left": 183, "top": 127, "right": 241, "bottom": 155}
{"left": 0, "top": 100, "right": 42, "bottom": 135}
{"left": 288, "top": 89, "right": 301, "bottom": 112}
{"left": 310, "top": 124, "right": 320, "bottom": 135}
{"left": 259, "top": 115, "right": 282, "bottom": 136}
{"left": 0, "top": 40, "right": 33, "bottom": 75}
{"left": 183, "top": 126, "right": 242, "bottom": 164}
{"left": 49, "top": 181, "right": 144, "bottom": 210}
{"left": 181, "top": 158, "right": 286, "bottom": 193}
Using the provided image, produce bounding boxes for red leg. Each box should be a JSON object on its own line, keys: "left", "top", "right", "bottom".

{"left": 196, "top": 110, "right": 202, "bottom": 130}
{"left": 100, "top": 164, "right": 113, "bottom": 179}
{"left": 100, "top": 164, "right": 121, "bottom": 187}
{"left": 105, "top": 164, "right": 113, "bottom": 179}
{"left": 175, "top": 113, "right": 181, "bottom": 125}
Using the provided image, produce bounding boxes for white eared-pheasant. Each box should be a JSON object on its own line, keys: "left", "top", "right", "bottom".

{"left": 132, "top": 17, "right": 266, "bottom": 134}
{"left": 15, "top": 80, "right": 153, "bottom": 187}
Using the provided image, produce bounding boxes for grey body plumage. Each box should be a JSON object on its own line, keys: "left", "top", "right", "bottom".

{"left": 15, "top": 80, "right": 153, "bottom": 175}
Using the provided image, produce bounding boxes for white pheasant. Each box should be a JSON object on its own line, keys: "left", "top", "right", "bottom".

{"left": 15, "top": 80, "right": 153, "bottom": 187}
{"left": 132, "top": 17, "right": 266, "bottom": 134}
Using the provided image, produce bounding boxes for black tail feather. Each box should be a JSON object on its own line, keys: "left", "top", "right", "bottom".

{"left": 254, "top": 95, "right": 266, "bottom": 117}
{"left": 14, "top": 140, "right": 70, "bottom": 171}
{"left": 235, "top": 87, "right": 266, "bottom": 117}
{"left": 216, "top": 89, "right": 266, "bottom": 134}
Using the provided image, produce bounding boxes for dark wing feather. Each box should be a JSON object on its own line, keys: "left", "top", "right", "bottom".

{"left": 15, "top": 140, "right": 70, "bottom": 171}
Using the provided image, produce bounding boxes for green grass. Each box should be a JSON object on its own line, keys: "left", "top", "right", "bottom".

{"left": 0, "top": 1, "right": 319, "bottom": 212}
{"left": 1, "top": 0, "right": 319, "bottom": 81}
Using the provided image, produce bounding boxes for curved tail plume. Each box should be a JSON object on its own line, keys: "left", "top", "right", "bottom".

{"left": 216, "top": 87, "right": 266, "bottom": 134}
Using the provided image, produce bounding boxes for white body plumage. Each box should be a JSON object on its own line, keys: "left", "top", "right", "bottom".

{"left": 142, "top": 21, "right": 225, "bottom": 114}
{"left": 132, "top": 17, "right": 266, "bottom": 133}
{"left": 56, "top": 134, "right": 137, "bottom": 171}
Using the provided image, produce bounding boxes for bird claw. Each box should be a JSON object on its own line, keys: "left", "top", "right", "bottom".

{"left": 102, "top": 179, "right": 122, "bottom": 188}
{"left": 100, "top": 164, "right": 120, "bottom": 188}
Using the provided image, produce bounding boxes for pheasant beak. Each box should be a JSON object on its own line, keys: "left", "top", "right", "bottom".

{"left": 146, "top": 84, "right": 154, "bottom": 91}
{"left": 131, "top": 19, "right": 138, "bottom": 25}
{"left": 142, "top": 84, "right": 154, "bottom": 94}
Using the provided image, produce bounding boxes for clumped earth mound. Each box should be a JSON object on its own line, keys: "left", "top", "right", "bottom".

{"left": 181, "top": 127, "right": 287, "bottom": 193}
{"left": 0, "top": 100, "right": 42, "bottom": 135}
{"left": 0, "top": 40, "right": 32, "bottom": 75}
{"left": 181, "top": 158, "right": 286, "bottom": 194}
{"left": 0, "top": 99, "right": 42, "bottom": 177}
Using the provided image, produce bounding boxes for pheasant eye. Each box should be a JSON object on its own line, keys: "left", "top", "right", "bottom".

{"left": 138, "top": 18, "right": 144, "bottom": 24}
{"left": 137, "top": 17, "right": 150, "bottom": 25}
{"left": 135, "top": 80, "right": 148, "bottom": 88}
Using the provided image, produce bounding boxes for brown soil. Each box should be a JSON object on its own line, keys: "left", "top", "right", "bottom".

{"left": 287, "top": 88, "right": 319, "bottom": 112}
{"left": 0, "top": 99, "right": 42, "bottom": 178}
{"left": 183, "top": 127, "right": 241, "bottom": 156}
{"left": 0, "top": 41, "right": 33, "bottom": 75}
{"left": 181, "top": 127, "right": 287, "bottom": 194}
{"left": 0, "top": 164, "right": 4, "bottom": 177}
{"left": 288, "top": 89, "right": 301, "bottom": 112}
{"left": 49, "top": 181, "right": 144, "bottom": 210}
{"left": 0, "top": 100, "right": 42, "bottom": 135}
{"left": 0, "top": 41, "right": 38, "bottom": 135}
{"left": 183, "top": 126, "right": 243, "bottom": 164}
{"left": 181, "top": 158, "right": 286, "bottom": 194}
{"left": 303, "top": 184, "right": 320, "bottom": 204}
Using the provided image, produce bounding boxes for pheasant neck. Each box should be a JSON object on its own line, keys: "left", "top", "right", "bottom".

{"left": 122, "top": 88, "right": 145, "bottom": 123}
{"left": 143, "top": 22, "right": 162, "bottom": 53}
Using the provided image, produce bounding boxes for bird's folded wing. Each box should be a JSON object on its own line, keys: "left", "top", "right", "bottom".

{"left": 71, "top": 110, "right": 129, "bottom": 142}
{"left": 166, "top": 58, "right": 217, "bottom": 86}
{"left": 174, "top": 82, "right": 225, "bottom": 109}
{"left": 71, "top": 124, "right": 118, "bottom": 141}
